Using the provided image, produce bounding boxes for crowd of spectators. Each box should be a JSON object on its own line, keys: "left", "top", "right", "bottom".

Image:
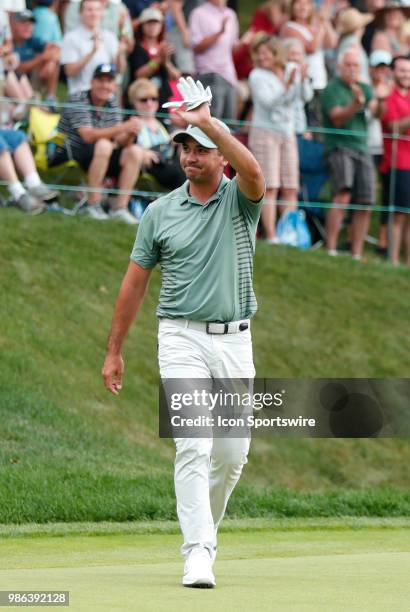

{"left": 0, "top": 0, "right": 409, "bottom": 264}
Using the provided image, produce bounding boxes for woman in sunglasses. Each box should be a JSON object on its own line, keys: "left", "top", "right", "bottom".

{"left": 128, "top": 77, "right": 185, "bottom": 190}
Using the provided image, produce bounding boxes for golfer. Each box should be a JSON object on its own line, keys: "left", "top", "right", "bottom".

{"left": 102, "top": 78, "right": 265, "bottom": 588}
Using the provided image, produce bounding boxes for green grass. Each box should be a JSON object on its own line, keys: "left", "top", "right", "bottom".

{"left": 0, "top": 210, "right": 409, "bottom": 522}
{"left": 1, "top": 521, "right": 409, "bottom": 611}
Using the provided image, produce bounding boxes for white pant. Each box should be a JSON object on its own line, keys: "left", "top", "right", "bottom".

{"left": 158, "top": 318, "right": 255, "bottom": 558}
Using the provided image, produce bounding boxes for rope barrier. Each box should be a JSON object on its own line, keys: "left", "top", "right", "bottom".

{"left": 1, "top": 180, "right": 409, "bottom": 214}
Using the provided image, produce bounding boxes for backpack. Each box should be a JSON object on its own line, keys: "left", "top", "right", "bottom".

{"left": 276, "top": 209, "right": 312, "bottom": 250}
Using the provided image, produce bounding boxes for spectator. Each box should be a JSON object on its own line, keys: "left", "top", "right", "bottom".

{"left": 380, "top": 55, "right": 410, "bottom": 265}
{"left": 283, "top": 37, "right": 314, "bottom": 136}
{"left": 63, "top": 0, "right": 134, "bottom": 55}
{"left": 33, "top": 0, "right": 63, "bottom": 46}
{"left": 61, "top": 0, "right": 126, "bottom": 95}
{"left": 168, "top": 0, "right": 203, "bottom": 74}
{"left": 336, "top": 8, "right": 374, "bottom": 84}
{"left": 248, "top": 35, "right": 300, "bottom": 243}
{"left": 49, "top": 63, "right": 144, "bottom": 223}
{"left": 122, "top": 0, "right": 165, "bottom": 29}
{"left": 10, "top": 10, "right": 60, "bottom": 105}
{"left": 320, "top": 47, "right": 380, "bottom": 259}
{"left": 0, "top": 127, "right": 58, "bottom": 214}
{"left": 280, "top": 0, "right": 338, "bottom": 93}
{"left": 368, "top": 49, "right": 393, "bottom": 254}
{"left": 189, "top": 0, "right": 239, "bottom": 119}
{"left": 128, "top": 7, "right": 181, "bottom": 108}
{"left": 251, "top": 0, "right": 287, "bottom": 35}
{"left": 372, "top": 1, "right": 410, "bottom": 57}
{"left": 1, "top": 8, "right": 13, "bottom": 121}
{"left": 0, "top": 9, "right": 34, "bottom": 123}
{"left": 233, "top": 0, "right": 288, "bottom": 84}
{"left": 362, "top": 0, "right": 386, "bottom": 56}
{"left": 128, "top": 77, "right": 186, "bottom": 188}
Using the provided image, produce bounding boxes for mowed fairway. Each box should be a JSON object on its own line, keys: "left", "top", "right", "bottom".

{"left": 1, "top": 519, "right": 409, "bottom": 612}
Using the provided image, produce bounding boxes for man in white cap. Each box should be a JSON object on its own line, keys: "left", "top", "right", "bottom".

{"left": 102, "top": 77, "right": 265, "bottom": 588}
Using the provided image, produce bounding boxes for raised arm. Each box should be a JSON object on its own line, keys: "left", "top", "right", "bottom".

{"left": 102, "top": 262, "right": 152, "bottom": 394}
{"left": 175, "top": 102, "right": 265, "bottom": 201}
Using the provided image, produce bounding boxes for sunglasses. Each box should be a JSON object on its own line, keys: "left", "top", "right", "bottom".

{"left": 137, "top": 96, "right": 159, "bottom": 103}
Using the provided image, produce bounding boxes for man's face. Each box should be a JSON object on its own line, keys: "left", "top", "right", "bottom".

{"left": 91, "top": 75, "right": 117, "bottom": 103}
{"left": 11, "top": 19, "right": 33, "bottom": 41}
{"left": 179, "top": 138, "right": 225, "bottom": 184}
{"left": 339, "top": 52, "right": 361, "bottom": 84}
{"left": 80, "top": 0, "right": 102, "bottom": 29}
{"left": 394, "top": 58, "right": 410, "bottom": 90}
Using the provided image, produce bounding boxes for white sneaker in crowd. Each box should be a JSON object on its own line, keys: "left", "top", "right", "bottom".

{"left": 12, "top": 193, "right": 45, "bottom": 215}
{"left": 109, "top": 207, "right": 138, "bottom": 225}
{"left": 28, "top": 183, "right": 59, "bottom": 202}
{"left": 327, "top": 249, "right": 338, "bottom": 257}
{"left": 182, "top": 546, "right": 216, "bottom": 588}
{"left": 84, "top": 203, "right": 109, "bottom": 221}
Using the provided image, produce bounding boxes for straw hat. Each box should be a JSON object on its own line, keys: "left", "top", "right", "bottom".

{"left": 375, "top": 0, "right": 410, "bottom": 26}
{"left": 337, "top": 8, "right": 374, "bottom": 35}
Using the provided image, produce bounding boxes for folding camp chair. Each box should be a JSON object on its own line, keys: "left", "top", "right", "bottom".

{"left": 27, "top": 106, "right": 87, "bottom": 210}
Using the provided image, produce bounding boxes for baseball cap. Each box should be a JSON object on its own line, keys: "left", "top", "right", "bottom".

{"left": 93, "top": 63, "right": 117, "bottom": 79}
{"left": 11, "top": 10, "right": 35, "bottom": 23}
{"left": 139, "top": 7, "right": 164, "bottom": 23}
{"left": 369, "top": 50, "right": 393, "bottom": 67}
{"left": 173, "top": 120, "right": 230, "bottom": 149}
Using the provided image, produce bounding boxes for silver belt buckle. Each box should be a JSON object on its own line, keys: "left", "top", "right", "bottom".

{"left": 206, "top": 322, "right": 228, "bottom": 334}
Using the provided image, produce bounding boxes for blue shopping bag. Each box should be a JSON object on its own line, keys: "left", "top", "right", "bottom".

{"left": 276, "top": 210, "right": 312, "bottom": 250}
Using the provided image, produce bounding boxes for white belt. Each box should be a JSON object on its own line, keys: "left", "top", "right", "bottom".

{"left": 163, "top": 318, "right": 250, "bottom": 335}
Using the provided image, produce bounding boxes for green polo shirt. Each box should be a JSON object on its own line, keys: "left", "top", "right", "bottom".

{"left": 320, "top": 77, "right": 373, "bottom": 152}
{"left": 130, "top": 175, "right": 263, "bottom": 321}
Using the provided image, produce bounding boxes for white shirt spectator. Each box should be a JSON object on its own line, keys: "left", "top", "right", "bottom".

{"left": 61, "top": 24, "right": 119, "bottom": 94}
{"left": 249, "top": 67, "right": 300, "bottom": 137}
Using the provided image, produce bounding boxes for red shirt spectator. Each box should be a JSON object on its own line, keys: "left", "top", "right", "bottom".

{"left": 380, "top": 77, "right": 410, "bottom": 172}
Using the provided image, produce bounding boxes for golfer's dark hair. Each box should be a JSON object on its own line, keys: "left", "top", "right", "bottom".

{"left": 391, "top": 55, "right": 410, "bottom": 70}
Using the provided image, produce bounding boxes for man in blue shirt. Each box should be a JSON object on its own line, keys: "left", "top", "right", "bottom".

{"left": 11, "top": 10, "right": 60, "bottom": 103}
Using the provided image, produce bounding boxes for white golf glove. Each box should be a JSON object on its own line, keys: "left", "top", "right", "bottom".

{"left": 162, "top": 76, "right": 212, "bottom": 111}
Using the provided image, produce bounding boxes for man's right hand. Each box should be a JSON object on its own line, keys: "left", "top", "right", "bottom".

{"left": 124, "top": 117, "right": 142, "bottom": 135}
{"left": 350, "top": 82, "right": 365, "bottom": 107}
{"left": 102, "top": 353, "right": 124, "bottom": 395}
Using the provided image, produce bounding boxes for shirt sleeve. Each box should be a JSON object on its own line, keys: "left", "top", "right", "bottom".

{"left": 232, "top": 177, "right": 264, "bottom": 227}
{"left": 69, "top": 100, "right": 92, "bottom": 129}
{"left": 60, "top": 32, "right": 79, "bottom": 65}
{"left": 107, "top": 31, "right": 119, "bottom": 61}
{"left": 32, "top": 38, "right": 46, "bottom": 53}
{"left": 129, "top": 44, "right": 150, "bottom": 76}
{"left": 320, "top": 84, "right": 339, "bottom": 116}
{"left": 381, "top": 93, "right": 401, "bottom": 127}
{"left": 130, "top": 206, "right": 160, "bottom": 269}
{"left": 188, "top": 8, "right": 206, "bottom": 48}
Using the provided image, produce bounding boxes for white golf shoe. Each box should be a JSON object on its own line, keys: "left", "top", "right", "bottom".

{"left": 182, "top": 546, "right": 216, "bottom": 588}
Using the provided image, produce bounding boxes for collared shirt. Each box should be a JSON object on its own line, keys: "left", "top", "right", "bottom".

{"left": 381, "top": 86, "right": 410, "bottom": 172}
{"left": 130, "top": 175, "right": 263, "bottom": 321}
{"left": 57, "top": 90, "right": 121, "bottom": 150}
{"left": 60, "top": 24, "right": 118, "bottom": 94}
{"left": 189, "top": 1, "right": 239, "bottom": 86}
{"left": 320, "top": 77, "right": 373, "bottom": 152}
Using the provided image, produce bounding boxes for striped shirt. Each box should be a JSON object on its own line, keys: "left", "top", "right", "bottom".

{"left": 130, "top": 175, "right": 264, "bottom": 321}
{"left": 56, "top": 90, "right": 121, "bottom": 152}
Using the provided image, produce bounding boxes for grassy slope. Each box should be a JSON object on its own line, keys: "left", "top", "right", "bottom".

{"left": 0, "top": 210, "right": 409, "bottom": 522}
